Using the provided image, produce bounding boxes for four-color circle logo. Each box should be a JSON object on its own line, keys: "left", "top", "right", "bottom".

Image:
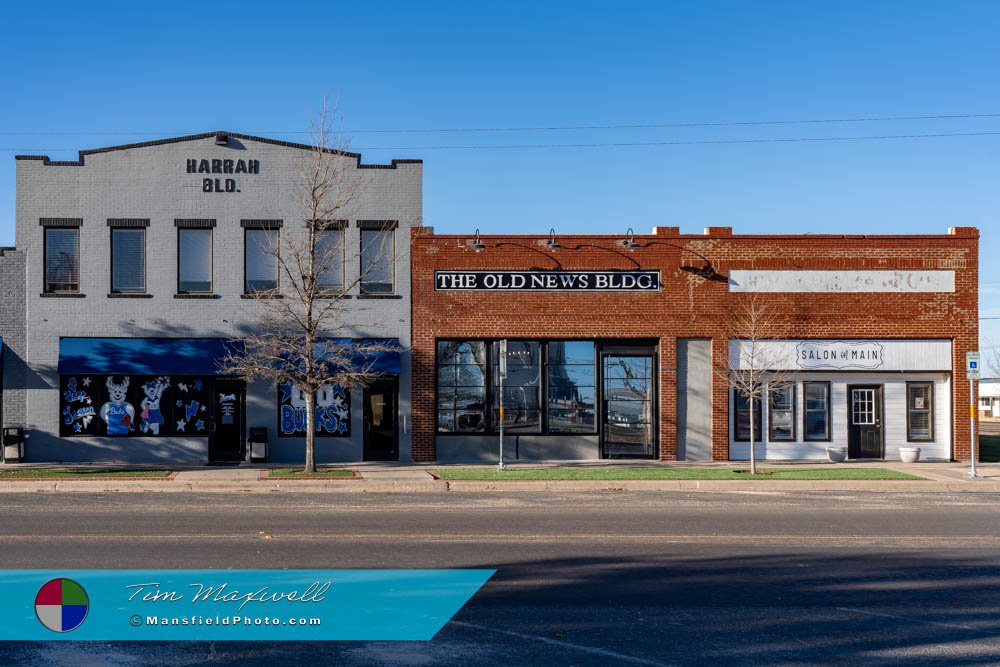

{"left": 35, "top": 578, "right": 89, "bottom": 632}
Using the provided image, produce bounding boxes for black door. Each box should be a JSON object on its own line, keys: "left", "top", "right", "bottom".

{"left": 601, "top": 352, "right": 656, "bottom": 458}
{"left": 210, "top": 380, "right": 245, "bottom": 462}
{"left": 364, "top": 377, "right": 398, "bottom": 461}
{"left": 848, "top": 384, "right": 883, "bottom": 459}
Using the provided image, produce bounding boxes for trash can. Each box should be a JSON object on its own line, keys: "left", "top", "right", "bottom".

{"left": 2, "top": 427, "right": 25, "bottom": 463}
{"left": 248, "top": 427, "right": 268, "bottom": 463}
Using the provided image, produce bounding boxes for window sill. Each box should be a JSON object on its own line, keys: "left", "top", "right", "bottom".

{"left": 108, "top": 293, "right": 153, "bottom": 298}
{"left": 174, "top": 293, "right": 221, "bottom": 299}
{"left": 357, "top": 293, "right": 402, "bottom": 299}
{"left": 241, "top": 293, "right": 284, "bottom": 299}
{"left": 40, "top": 292, "right": 85, "bottom": 298}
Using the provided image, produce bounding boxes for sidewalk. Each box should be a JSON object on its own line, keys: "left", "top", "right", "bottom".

{"left": 1, "top": 461, "right": 999, "bottom": 493}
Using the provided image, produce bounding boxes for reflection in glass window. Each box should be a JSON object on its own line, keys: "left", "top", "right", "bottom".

{"left": 45, "top": 228, "right": 80, "bottom": 292}
{"left": 768, "top": 383, "right": 795, "bottom": 441}
{"left": 316, "top": 227, "right": 344, "bottom": 291}
{"left": 733, "top": 388, "right": 762, "bottom": 442}
{"left": 437, "top": 341, "right": 487, "bottom": 432}
{"left": 547, "top": 342, "right": 596, "bottom": 433}
{"left": 803, "top": 382, "right": 829, "bottom": 441}
{"left": 178, "top": 228, "right": 212, "bottom": 293}
{"left": 493, "top": 341, "right": 541, "bottom": 433}
{"left": 361, "top": 228, "right": 394, "bottom": 293}
{"left": 111, "top": 228, "right": 145, "bottom": 293}
{"left": 245, "top": 229, "right": 279, "bottom": 292}
{"left": 907, "top": 383, "right": 933, "bottom": 441}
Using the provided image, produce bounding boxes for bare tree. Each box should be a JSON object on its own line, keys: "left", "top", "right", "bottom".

{"left": 984, "top": 338, "right": 1000, "bottom": 378}
{"left": 715, "top": 294, "right": 796, "bottom": 475}
{"left": 221, "top": 103, "right": 397, "bottom": 473}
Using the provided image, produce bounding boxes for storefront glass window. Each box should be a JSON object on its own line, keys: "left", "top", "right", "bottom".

{"left": 907, "top": 382, "right": 933, "bottom": 441}
{"left": 437, "top": 341, "right": 487, "bottom": 432}
{"left": 733, "top": 389, "right": 762, "bottom": 442}
{"left": 803, "top": 382, "right": 830, "bottom": 441}
{"left": 768, "top": 383, "right": 795, "bottom": 441}
{"left": 547, "top": 342, "right": 596, "bottom": 433}
{"left": 493, "top": 341, "right": 541, "bottom": 433}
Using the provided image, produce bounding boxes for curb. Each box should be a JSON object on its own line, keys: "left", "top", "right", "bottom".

{"left": 0, "top": 479, "right": 999, "bottom": 493}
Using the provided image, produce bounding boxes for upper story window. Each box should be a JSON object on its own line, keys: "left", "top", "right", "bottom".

{"left": 359, "top": 221, "right": 396, "bottom": 294}
{"left": 44, "top": 227, "right": 80, "bottom": 293}
{"left": 177, "top": 228, "right": 213, "bottom": 294}
{"left": 244, "top": 229, "right": 279, "bottom": 293}
{"left": 110, "top": 227, "right": 146, "bottom": 293}
{"left": 316, "top": 224, "right": 345, "bottom": 292}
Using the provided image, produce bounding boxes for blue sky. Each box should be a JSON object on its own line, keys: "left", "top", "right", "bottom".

{"left": 1, "top": 1, "right": 997, "bottom": 349}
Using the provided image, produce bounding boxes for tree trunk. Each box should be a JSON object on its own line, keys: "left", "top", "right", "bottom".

{"left": 749, "top": 394, "right": 757, "bottom": 475}
{"left": 304, "top": 387, "right": 316, "bottom": 474}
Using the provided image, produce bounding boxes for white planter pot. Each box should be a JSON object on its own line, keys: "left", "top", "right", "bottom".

{"left": 826, "top": 446, "right": 848, "bottom": 463}
{"left": 899, "top": 447, "right": 921, "bottom": 463}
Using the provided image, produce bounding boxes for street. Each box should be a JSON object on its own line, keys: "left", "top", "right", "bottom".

{"left": 1, "top": 490, "right": 999, "bottom": 665}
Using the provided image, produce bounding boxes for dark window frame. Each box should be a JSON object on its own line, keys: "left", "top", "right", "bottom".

{"left": 732, "top": 387, "right": 763, "bottom": 443}
{"left": 359, "top": 226, "right": 395, "bottom": 295}
{"left": 436, "top": 339, "right": 599, "bottom": 436}
{"left": 110, "top": 227, "right": 147, "bottom": 294}
{"left": 176, "top": 227, "right": 214, "bottom": 295}
{"left": 244, "top": 228, "right": 281, "bottom": 294}
{"left": 802, "top": 381, "right": 832, "bottom": 442}
{"left": 43, "top": 226, "right": 81, "bottom": 293}
{"left": 906, "top": 381, "right": 934, "bottom": 442}
{"left": 767, "top": 382, "right": 796, "bottom": 442}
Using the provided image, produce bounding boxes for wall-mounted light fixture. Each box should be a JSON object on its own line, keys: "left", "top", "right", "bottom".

{"left": 545, "top": 228, "right": 562, "bottom": 251}
{"left": 622, "top": 228, "right": 640, "bottom": 251}
{"left": 469, "top": 228, "right": 487, "bottom": 252}
{"left": 215, "top": 134, "right": 229, "bottom": 146}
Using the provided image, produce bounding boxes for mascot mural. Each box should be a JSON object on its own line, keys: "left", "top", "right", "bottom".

{"left": 100, "top": 376, "right": 135, "bottom": 435}
{"left": 279, "top": 383, "right": 349, "bottom": 436}
{"left": 139, "top": 376, "right": 170, "bottom": 434}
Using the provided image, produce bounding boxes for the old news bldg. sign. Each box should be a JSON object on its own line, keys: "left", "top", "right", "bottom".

{"left": 435, "top": 270, "right": 660, "bottom": 291}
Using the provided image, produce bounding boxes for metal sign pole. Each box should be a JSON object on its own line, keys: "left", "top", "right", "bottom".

{"left": 498, "top": 340, "right": 507, "bottom": 471}
{"left": 965, "top": 351, "right": 980, "bottom": 479}
{"left": 969, "top": 377, "right": 978, "bottom": 478}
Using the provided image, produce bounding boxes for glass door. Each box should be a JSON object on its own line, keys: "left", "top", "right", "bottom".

{"left": 601, "top": 353, "right": 655, "bottom": 458}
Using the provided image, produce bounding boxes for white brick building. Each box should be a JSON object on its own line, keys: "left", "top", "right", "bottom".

{"left": 10, "top": 132, "right": 421, "bottom": 463}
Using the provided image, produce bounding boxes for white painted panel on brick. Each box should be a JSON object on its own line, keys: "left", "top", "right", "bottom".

{"left": 728, "top": 270, "right": 955, "bottom": 293}
{"left": 729, "top": 339, "right": 952, "bottom": 371}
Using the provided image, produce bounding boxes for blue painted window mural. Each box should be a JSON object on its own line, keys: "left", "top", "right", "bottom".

{"left": 279, "top": 383, "right": 350, "bottom": 437}
{"left": 60, "top": 375, "right": 210, "bottom": 437}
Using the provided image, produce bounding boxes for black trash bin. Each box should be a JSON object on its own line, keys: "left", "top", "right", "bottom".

{"left": 2, "top": 427, "right": 25, "bottom": 463}
{"left": 248, "top": 427, "right": 268, "bottom": 463}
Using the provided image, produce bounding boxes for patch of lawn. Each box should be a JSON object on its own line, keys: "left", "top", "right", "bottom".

{"left": 435, "top": 467, "right": 923, "bottom": 481}
{"left": 981, "top": 435, "right": 1000, "bottom": 463}
{"left": 266, "top": 468, "right": 356, "bottom": 478}
{"left": 0, "top": 469, "right": 172, "bottom": 479}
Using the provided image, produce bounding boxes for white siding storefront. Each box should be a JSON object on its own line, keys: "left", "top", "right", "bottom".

{"left": 728, "top": 340, "right": 953, "bottom": 461}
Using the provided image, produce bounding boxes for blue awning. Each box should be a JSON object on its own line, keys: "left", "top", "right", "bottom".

{"left": 58, "top": 338, "right": 242, "bottom": 375}
{"left": 57, "top": 337, "right": 400, "bottom": 376}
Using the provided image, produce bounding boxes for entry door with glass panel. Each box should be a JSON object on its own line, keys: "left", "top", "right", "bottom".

{"left": 364, "top": 377, "right": 399, "bottom": 461}
{"left": 210, "top": 380, "right": 245, "bottom": 462}
{"left": 848, "top": 385, "right": 883, "bottom": 459}
{"left": 601, "top": 352, "right": 656, "bottom": 458}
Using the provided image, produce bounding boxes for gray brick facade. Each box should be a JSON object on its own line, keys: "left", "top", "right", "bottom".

{"left": 0, "top": 248, "right": 26, "bottom": 435}
{"left": 14, "top": 132, "right": 421, "bottom": 463}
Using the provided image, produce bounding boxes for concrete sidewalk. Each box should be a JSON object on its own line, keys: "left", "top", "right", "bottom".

{"left": 0, "top": 460, "right": 999, "bottom": 493}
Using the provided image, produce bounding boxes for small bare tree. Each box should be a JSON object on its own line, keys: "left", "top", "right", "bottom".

{"left": 221, "top": 103, "right": 397, "bottom": 473}
{"left": 984, "top": 338, "right": 1000, "bottom": 378}
{"left": 715, "top": 294, "right": 796, "bottom": 474}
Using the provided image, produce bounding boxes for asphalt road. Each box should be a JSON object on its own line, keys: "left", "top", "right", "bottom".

{"left": 1, "top": 490, "right": 999, "bottom": 665}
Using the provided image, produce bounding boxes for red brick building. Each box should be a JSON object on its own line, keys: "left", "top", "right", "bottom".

{"left": 410, "top": 226, "right": 979, "bottom": 463}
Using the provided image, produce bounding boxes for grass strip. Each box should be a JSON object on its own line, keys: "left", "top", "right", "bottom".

{"left": 0, "top": 469, "right": 172, "bottom": 479}
{"left": 435, "top": 467, "right": 924, "bottom": 481}
{"left": 266, "top": 468, "right": 356, "bottom": 478}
